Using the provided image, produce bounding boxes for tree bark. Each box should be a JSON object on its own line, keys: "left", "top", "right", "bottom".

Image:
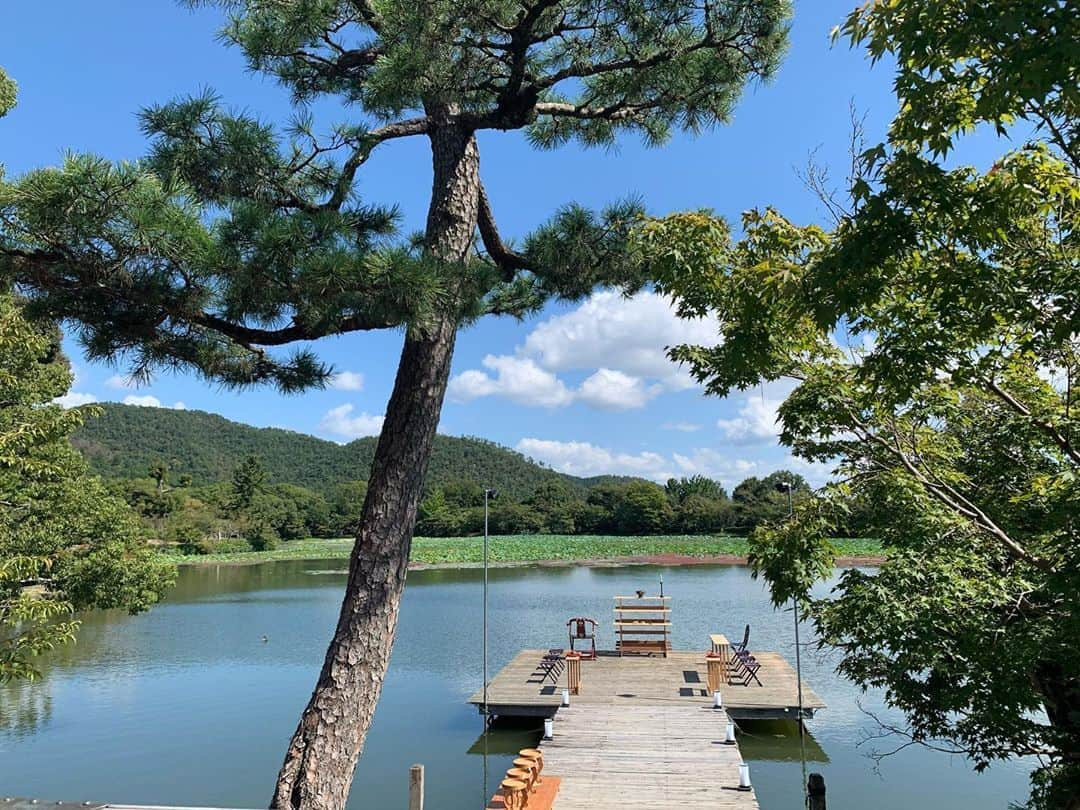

{"left": 1034, "top": 662, "right": 1080, "bottom": 809}
{"left": 271, "top": 112, "right": 480, "bottom": 810}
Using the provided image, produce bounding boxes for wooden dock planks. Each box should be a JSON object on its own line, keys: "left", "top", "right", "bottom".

{"left": 541, "top": 702, "right": 758, "bottom": 809}
{"left": 468, "top": 649, "right": 826, "bottom": 721}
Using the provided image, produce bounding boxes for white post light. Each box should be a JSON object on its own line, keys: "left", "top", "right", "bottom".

{"left": 561, "top": 688, "right": 570, "bottom": 706}
{"left": 713, "top": 690, "right": 722, "bottom": 709}
{"left": 737, "top": 763, "right": 752, "bottom": 791}
{"left": 543, "top": 718, "right": 554, "bottom": 739}
{"left": 724, "top": 722, "right": 736, "bottom": 745}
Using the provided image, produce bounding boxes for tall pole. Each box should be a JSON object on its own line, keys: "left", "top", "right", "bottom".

{"left": 789, "top": 482, "right": 804, "bottom": 733}
{"left": 482, "top": 489, "right": 489, "bottom": 721}
{"left": 785, "top": 479, "right": 809, "bottom": 805}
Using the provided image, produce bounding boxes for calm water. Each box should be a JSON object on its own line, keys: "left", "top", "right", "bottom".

{"left": 1, "top": 561, "right": 1032, "bottom": 808}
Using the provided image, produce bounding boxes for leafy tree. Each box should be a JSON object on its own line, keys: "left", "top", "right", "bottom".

{"left": 415, "top": 488, "right": 458, "bottom": 537}
{"left": 0, "top": 293, "right": 175, "bottom": 680}
{"left": 665, "top": 475, "right": 726, "bottom": 503}
{"left": 440, "top": 479, "right": 484, "bottom": 509}
{"left": 148, "top": 460, "right": 169, "bottom": 493}
{"left": 229, "top": 454, "right": 268, "bottom": 513}
{"left": 489, "top": 502, "right": 544, "bottom": 535}
{"left": 729, "top": 471, "right": 807, "bottom": 532}
{"left": 244, "top": 495, "right": 282, "bottom": 550}
{"left": 614, "top": 481, "right": 673, "bottom": 534}
{"left": 329, "top": 480, "right": 368, "bottom": 535}
{"left": 0, "top": 3, "right": 790, "bottom": 804}
{"left": 526, "top": 479, "right": 584, "bottom": 533}
{"left": 646, "top": 2, "right": 1079, "bottom": 804}
{"left": 675, "top": 494, "right": 730, "bottom": 534}
{"left": 0, "top": 69, "right": 15, "bottom": 121}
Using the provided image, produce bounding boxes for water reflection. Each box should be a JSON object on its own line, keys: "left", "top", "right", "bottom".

{"left": 0, "top": 681, "right": 53, "bottom": 736}
{"left": 0, "top": 561, "right": 1032, "bottom": 810}
{"left": 738, "top": 720, "right": 829, "bottom": 763}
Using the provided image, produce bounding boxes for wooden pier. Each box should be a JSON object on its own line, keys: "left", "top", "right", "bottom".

{"left": 542, "top": 702, "right": 758, "bottom": 809}
{"left": 469, "top": 649, "right": 826, "bottom": 721}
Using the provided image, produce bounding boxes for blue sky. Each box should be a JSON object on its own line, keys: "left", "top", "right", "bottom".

{"left": 1, "top": 2, "right": 1009, "bottom": 490}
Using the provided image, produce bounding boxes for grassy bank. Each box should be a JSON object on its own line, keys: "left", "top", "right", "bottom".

{"left": 158, "top": 534, "right": 882, "bottom": 567}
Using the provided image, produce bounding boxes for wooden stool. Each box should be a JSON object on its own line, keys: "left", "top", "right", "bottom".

{"left": 518, "top": 748, "right": 543, "bottom": 784}
{"left": 512, "top": 758, "right": 538, "bottom": 792}
{"left": 500, "top": 778, "right": 528, "bottom": 810}
{"left": 507, "top": 767, "right": 533, "bottom": 798}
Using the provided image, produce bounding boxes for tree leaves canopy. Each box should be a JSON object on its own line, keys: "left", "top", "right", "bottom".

{"left": 643, "top": 1, "right": 1080, "bottom": 805}
{"left": 0, "top": 294, "right": 175, "bottom": 681}
{"left": 0, "top": 1, "right": 790, "bottom": 392}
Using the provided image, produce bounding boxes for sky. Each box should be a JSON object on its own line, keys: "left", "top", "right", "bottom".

{"left": 0, "top": 1, "right": 1010, "bottom": 491}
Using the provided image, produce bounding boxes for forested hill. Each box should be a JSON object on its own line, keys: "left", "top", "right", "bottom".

{"left": 72, "top": 403, "right": 632, "bottom": 499}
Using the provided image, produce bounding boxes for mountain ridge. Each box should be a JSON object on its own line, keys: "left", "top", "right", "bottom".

{"left": 72, "top": 402, "right": 640, "bottom": 499}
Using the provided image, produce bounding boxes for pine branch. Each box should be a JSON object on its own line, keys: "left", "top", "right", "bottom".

{"left": 476, "top": 183, "right": 532, "bottom": 280}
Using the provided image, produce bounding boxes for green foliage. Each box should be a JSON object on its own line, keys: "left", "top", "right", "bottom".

{"left": 0, "top": 294, "right": 174, "bottom": 681}
{"left": 614, "top": 481, "right": 674, "bottom": 534}
{"left": 73, "top": 403, "right": 601, "bottom": 500}
{"left": 230, "top": 453, "right": 267, "bottom": 512}
{"left": 675, "top": 494, "right": 730, "bottom": 535}
{"left": 1, "top": 1, "right": 791, "bottom": 389}
{"left": 0, "top": 67, "right": 15, "bottom": 121}
{"left": 650, "top": 2, "right": 1080, "bottom": 803}
{"left": 835, "top": 0, "right": 1078, "bottom": 161}
{"left": 155, "top": 534, "right": 883, "bottom": 567}
{"left": 72, "top": 407, "right": 833, "bottom": 546}
{"left": 665, "top": 475, "right": 726, "bottom": 503}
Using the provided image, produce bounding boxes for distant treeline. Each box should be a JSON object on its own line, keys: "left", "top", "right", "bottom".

{"left": 114, "top": 454, "right": 832, "bottom": 556}
{"left": 415, "top": 473, "right": 813, "bottom": 537}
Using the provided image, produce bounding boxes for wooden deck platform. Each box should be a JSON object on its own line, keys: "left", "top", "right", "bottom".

{"left": 542, "top": 702, "right": 758, "bottom": 809}
{"left": 468, "top": 649, "right": 825, "bottom": 721}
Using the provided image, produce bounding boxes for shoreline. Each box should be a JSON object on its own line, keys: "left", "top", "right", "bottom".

{"left": 172, "top": 550, "right": 884, "bottom": 569}
{"left": 408, "top": 552, "right": 885, "bottom": 570}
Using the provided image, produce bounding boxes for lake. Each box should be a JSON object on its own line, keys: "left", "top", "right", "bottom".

{"left": 1, "top": 561, "right": 1032, "bottom": 808}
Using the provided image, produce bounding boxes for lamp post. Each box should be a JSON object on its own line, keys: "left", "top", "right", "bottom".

{"left": 776, "top": 479, "right": 805, "bottom": 731}
{"left": 482, "top": 488, "right": 497, "bottom": 721}
{"left": 777, "top": 476, "right": 808, "bottom": 805}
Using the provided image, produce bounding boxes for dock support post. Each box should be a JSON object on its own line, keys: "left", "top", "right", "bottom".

{"left": 409, "top": 763, "right": 424, "bottom": 810}
{"left": 807, "top": 772, "right": 825, "bottom": 810}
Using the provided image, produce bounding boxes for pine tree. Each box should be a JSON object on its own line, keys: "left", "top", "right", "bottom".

{"left": 230, "top": 453, "right": 268, "bottom": 513}
{"left": 0, "top": 4, "right": 791, "bottom": 806}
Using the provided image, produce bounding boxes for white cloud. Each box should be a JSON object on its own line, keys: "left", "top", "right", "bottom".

{"left": 448, "top": 291, "right": 722, "bottom": 411}
{"left": 122, "top": 394, "right": 186, "bottom": 410}
{"left": 105, "top": 374, "right": 138, "bottom": 390}
{"left": 661, "top": 421, "right": 702, "bottom": 432}
{"left": 447, "top": 354, "right": 575, "bottom": 408}
{"left": 577, "top": 369, "right": 661, "bottom": 411}
{"left": 716, "top": 395, "right": 783, "bottom": 444}
{"left": 318, "top": 404, "right": 385, "bottom": 441}
{"left": 53, "top": 391, "right": 98, "bottom": 408}
{"left": 516, "top": 437, "right": 775, "bottom": 489}
{"left": 522, "top": 290, "right": 719, "bottom": 389}
{"left": 328, "top": 371, "right": 365, "bottom": 392}
{"left": 516, "top": 438, "right": 673, "bottom": 480}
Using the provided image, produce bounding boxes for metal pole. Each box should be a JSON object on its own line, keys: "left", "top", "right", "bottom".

{"left": 483, "top": 489, "right": 489, "bottom": 720}
{"left": 786, "top": 479, "right": 809, "bottom": 803}
{"left": 789, "top": 483, "right": 804, "bottom": 732}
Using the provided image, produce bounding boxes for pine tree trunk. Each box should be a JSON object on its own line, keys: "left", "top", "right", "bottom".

{"left": 270, "top": 113, "right": 480, "bottom": 810}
